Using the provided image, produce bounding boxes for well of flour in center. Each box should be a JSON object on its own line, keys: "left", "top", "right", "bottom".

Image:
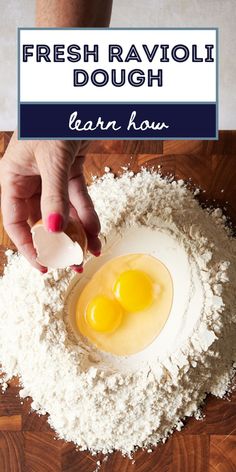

{"left": 65, "top": 225, "right": 201, "bottom": 367}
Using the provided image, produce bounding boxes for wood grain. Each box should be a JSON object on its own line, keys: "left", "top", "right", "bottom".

{"left": 24, "top": 432, "right": 63, "bottom": 472}
{"left": 172, "top": 435, "right": 209, "bottom": 472}
{"left": 0, "top": 432, "right": 24, "bottom": 472}
{"left": 0, "top": 131, "right": 236, "bottom": 471}
{"left": 0, "top": 416, "right": 22, "bottom": 431}
{"left": 209, "top": 436, "right": 236, "bottom": 472}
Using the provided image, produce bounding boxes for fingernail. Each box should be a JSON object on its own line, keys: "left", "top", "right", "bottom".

{"left": 93, "top": 251, "right": 101, "bottom": 257}
{"left": 40, "top": 267, "right": 48, "bottom": 274}
{"left": 74, "top": 266, "right": 83, "bottom": 273}
{"left": 46, "top": 213, "right": 63, "bottom": 232}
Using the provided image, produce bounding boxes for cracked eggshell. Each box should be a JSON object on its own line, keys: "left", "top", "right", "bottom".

{"left": 31, "top": 218, "right": 87, "bottom": 269}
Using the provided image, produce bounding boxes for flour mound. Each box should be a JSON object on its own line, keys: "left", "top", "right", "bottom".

{"left": 0, "top": 169, "right": 236, "bottom": 455}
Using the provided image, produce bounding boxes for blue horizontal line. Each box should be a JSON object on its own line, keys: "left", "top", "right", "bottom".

{"left": 20, "top": 101, "right": 216, "bottom": 105}
{"left": 18, "top": 136, "right": 219, "bottom": 141}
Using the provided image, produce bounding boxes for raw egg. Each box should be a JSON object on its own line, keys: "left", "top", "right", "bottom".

{"left": 86, "top": 295, "right": 123, "bottom": 333}
{"left": 75, "top": 253, "right": 173, "bottom": 356}
{"left": 31, "top": 218, "right": 87, "bottom": 269}
{"left": 113, "top": 269, "right": 153, "bottom": 312}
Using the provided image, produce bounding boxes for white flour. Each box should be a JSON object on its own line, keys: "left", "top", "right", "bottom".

{"left": 0, "top": 169, "right": 236, "bottom": 455}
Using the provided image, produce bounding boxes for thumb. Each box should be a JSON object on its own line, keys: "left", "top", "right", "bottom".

{"left": 36, "top": 148, "right": 73, "bottom": 232}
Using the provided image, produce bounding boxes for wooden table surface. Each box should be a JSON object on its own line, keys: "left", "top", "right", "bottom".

{"left": 0, "top": 131, "right": 236, "bottom": 472}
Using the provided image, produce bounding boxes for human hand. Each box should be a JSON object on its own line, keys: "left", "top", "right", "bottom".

{"left": 0, "top": 132, "right": 101, "bottom": 272}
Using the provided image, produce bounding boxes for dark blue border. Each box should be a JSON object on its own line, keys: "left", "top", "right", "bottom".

{"left": 20, "top": 103, "right": 216, "bottom": 139}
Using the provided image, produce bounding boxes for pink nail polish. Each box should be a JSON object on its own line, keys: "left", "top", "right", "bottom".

{"left": 74, "top": 266, "right": 83, "bottom": 273}
{"left": 46, "top": 213, "right": 63, "bottom": 232}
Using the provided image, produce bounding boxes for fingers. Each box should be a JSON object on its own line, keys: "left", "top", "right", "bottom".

{"left": 35, "top": 148, "right": 73, "bottom": 232}
{"left": 27, "top": 193, "right": 41, "bottom": 227}
{"left": 69, "top": 173, "right": 101, "bottom": 255}
{"left": 70, "top": 264, "right": 84, "bottom": 273}
{"left": 0, "top": 136, "right": 100, "bottom": 274}
{"left": 86, "top": 233, "right": 102, "bottom": 256}
{"left": 1, "top": 193, "right": 45, "bottom": 271}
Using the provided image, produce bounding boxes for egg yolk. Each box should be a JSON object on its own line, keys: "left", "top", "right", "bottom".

{"left": 85, "top": 295, "right": 123, "bottom": 333}
{"left": 113, "top": 269, "right": 153, "bottom": 312}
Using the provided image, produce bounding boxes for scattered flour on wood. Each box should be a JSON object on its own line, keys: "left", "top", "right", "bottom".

{"left": 0, "top": 169, "right": 236, "bottom": 455}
